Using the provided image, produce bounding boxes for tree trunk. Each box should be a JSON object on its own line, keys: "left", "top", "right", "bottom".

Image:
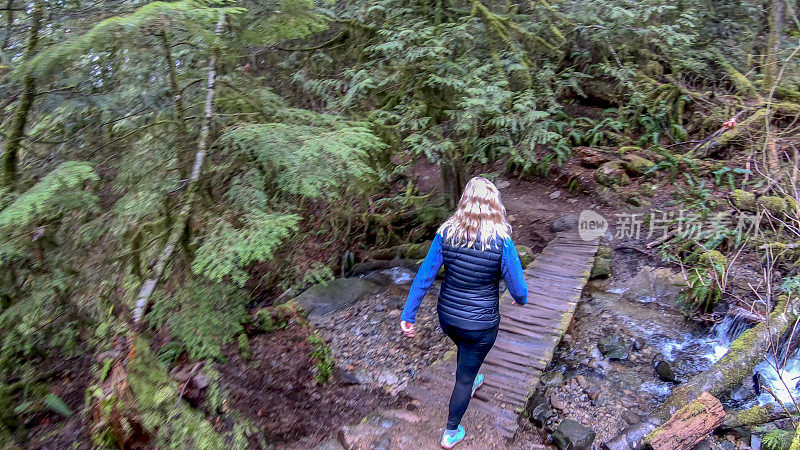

{"left": 644, "top": 393, "right": 726, "bottom": 450}
{"left": 2, "top": 0, "right": 42, "bottom": 191}
{"left": 1, "top": 0, "right": 11, "bottom": 51}
{"left": 159, "top": 30, "right": 192, "bottom": 178}
{"left": 441, "top": 155, "right": 464, "bottom": 208}
{"left": 131, "top": 13, "right": 225, "bottom": 327}
{"left": 603, "top": 295, "right": 800, "bottom": 450}
{"left": 763, "top": 0, "right": 785, "bottom": 95}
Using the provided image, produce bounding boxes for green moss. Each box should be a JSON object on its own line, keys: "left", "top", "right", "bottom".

{"left": 622, "top": 154, "right": 656, "bottom": 175}
{"left": 785, "top": 196, "right": 799, "bottom": 215}
{"left": 595, "top": 160, "right": 630, "bottom": 187}
{"left": 758, "top": 196, "right": 788, "bottom": 215}
{"left": 127, "top": 338, "right": 226, "bottom": 449}
{"left": 731, "top": 189, "right": 756, "bottom": 211}
{"left": 700, "top": 250, "right": 728, "bottom": 269}
{"left": 254, "top": 309, "right": 275, "bottom": 333}
{"left": 517, "top": 245, "right": 534, "bottom": 267}
{"left": 728, "top": 405, "right": 772, "bottom": 427}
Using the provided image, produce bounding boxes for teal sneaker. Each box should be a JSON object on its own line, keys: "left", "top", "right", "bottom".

{"left": 440, "top": 425, "right": 465, "bottom": 449}
{"left": 471, "top": 373, "right": 484, "bottom": 396}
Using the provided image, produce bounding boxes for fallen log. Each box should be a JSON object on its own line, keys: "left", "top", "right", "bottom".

{"left": 723, "top": 403, "right": 797, "bottom": 428}
{"left": 603, "top": 295, "right": 800, "bottom": 450}
{"left": 644, "top": 393, "right": 726, "bottom": 450}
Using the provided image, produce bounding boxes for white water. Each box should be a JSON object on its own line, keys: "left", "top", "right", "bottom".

{"left": 381, "top": 266, "right": 414, "bottom": 285}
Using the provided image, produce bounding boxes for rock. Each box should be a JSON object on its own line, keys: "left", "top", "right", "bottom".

{"left": 595, "top": 160, "right": 630, "bottom": 187}
{"left": 598, "top": 335, "right": 630, "bottom": 360}
{"left": 517, "top": 245, "right": 535, "bottom": 267}
{"left": 540, "top": 371, "right": 565, "bottom": 391}
{"left": 655, "top": 360, "right": 677, "bottom": 382}
{"left": 551, "top": 214, "right": 579, "bottom": 232}
{"left": 526, "top": 393, "right": 552, "bottom": 427}
{"left": 590, "top": 256, "right": 611, "bottom": 279}
{"left": 751, "top": 434, "right": 762, "bottom": 450}
{"left": 622, "top": 154, "right": 656, "bottom": 175}
{"left": 574, "top": 146, "right": 612, "bottom": 168}
{"left": 495, "top": 179, "right": 511, "bottom": 189}
{"left": 691, "top": 439, "right": 711, "bottom": 450}
{"left": 549, "top": 393, "right": 566, "bottom": 411}
{"left": 550, "top": 190, "right": 562, "bottom": 199}
{"left": 294, "top": 278, "right": 382, "bottom": 322}
{"left": 552, "top": 419, "right": 596, "bottom": 450}
{"left": 335, "top": 367, "right": 362, "bottom": 385}
{"left": 719, "top": 441, "right": 736, "bottom": 450}
{"left": 377, "top": 371, "right": 399, "bottom": 386}
{"left": 640, "top": 182, "right": 657, "bottom": 197}
{"left": 757, "top": 195, "right": 787, "bottom": 215}
{"left": 371, "top": 434, "right": 391, "bottom": 450}
{"left": 313, "top": 438, "right": 346, "bottom": 450}
{"left": 731, "top": 189, "right": 756, "bottom": 211}
{"left": 338, "top": 421, "right": 385, "bottom": 449}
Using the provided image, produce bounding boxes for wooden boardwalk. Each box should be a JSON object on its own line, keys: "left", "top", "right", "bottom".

{"left": 404, "top": 229, "right": 600, "bottom": 441}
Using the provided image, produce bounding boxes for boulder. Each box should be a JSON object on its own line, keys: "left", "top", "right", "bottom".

{"left": 655, "top": 360, "right": 677, "bottom": 383}
{"left": 598, "top": 335, "right": 630, "bottom": 360}
{"left": 617, "top": 146, "right": 643, "bottom": 155}
{"left": 294, "top": 278, "right": 382, "bottom": 322}
{"left": 574, "top": 146, "right": 612, "bottom": 168}
{"left": 731, "top": 189, "right": 756, "bottom": 211}
{"left": 595, "top": 160, "right": 630, "bottom": 187}
{"left": 552, "top": 419, "right": 596, "bottom": 450}
{"left": 590, "top": 256, "right": 611, "bottom": 279}
{"left": 551, "top": 214, "right": 579, "bottom": 232}
{"left": 622, "top": 154, "right": 656, "bottom": 175}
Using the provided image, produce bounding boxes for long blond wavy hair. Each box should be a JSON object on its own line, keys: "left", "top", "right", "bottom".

{"left": 437, "top": 177, "right": 512, "bottom": 249}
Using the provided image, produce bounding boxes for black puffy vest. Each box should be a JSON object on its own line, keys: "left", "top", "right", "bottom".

{"left": 438, "top": 234, "right": 504, "bottom": 330}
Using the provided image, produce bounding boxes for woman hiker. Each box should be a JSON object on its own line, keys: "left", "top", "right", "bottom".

{"left": 399, "top": 176, "right": 528, "bottom": 449}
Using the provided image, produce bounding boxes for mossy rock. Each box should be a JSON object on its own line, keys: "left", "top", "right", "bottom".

{"left": 595, "top": 160, "right": 630, "bottom": 187}
{"left": 640, "top": 183, "right": 657, "bottom": 197}
{"left": 517, "top": 245, "right": 534, "bottom": 267}
{"left": 757, "top": 196, "right": 787, "bottom": 215}
{"left": 596, "top": 245, "right": 611, "bottom": 259}
{"left": 731, "top": 189, "right": 756, "bottom": 212}
{"left": 617, "top": 146, "right": 643, "bottom": 156}
{"left": 700, "top": 250, "right": 728, "bottom": 269}
{"left": 622, "top": 154, "right": 656, "bottom": 175}
{"left": 590, "top": 256, "right": 611, "bottom": 279}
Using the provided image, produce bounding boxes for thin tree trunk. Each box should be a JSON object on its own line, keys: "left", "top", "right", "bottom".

{"left": 2, "top": 0, "right": 42, "bottom": 191}
{"left": 763, "top": 0, "right": 786, "bottom": 95}
{"left": 1, "top": 0, "right": 11, "bottom": 51}
{"left": 131, "top": 13, "right": 225, "bottom": 327}
{"left": 159, "top": 30, "right": 193, "bottom": 178}
{"left": 603, "top": 295, "right": 800, "bottom": 450}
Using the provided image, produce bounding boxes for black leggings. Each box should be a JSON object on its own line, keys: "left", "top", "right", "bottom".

{"left": 440, "top": 321, "right": 499, "bottom": 430}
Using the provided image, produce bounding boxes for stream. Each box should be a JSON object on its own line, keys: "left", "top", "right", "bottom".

{"left": 537, "top": 262, "right": 800, "bottom": 444}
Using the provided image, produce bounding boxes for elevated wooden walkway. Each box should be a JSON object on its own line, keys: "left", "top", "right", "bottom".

{"left": 404, "top": 229, "right": 600, "bottom": 442}
{"left": 319, "top": 229, "right": 600, "bottom": 449}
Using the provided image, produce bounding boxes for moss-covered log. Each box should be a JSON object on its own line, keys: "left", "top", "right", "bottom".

{"left": 602, "top": 295, "right": 800, "bottom": 450}
{"left": 644, "top": 393, "right": 725, "bottom": 450}
{"left": 722, "top": 403, "right": 797, "bottom": 428}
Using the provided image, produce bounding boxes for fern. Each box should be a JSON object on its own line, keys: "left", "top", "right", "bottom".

{"left": 192, "top": 211, "right": 299, "bottom": 286}
{"left": 0, "top": 161, "right": 97, "bottom": 231}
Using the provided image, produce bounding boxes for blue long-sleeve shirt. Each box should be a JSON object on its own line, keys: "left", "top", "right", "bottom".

{"left": 400, "top": 234, "right": 528, "bottom": 324}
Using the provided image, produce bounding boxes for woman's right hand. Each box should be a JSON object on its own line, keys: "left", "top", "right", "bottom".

{"left": 400, "top": 320, "right": 415, "bottom": 338}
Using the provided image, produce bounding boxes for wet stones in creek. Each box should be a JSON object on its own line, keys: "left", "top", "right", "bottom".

{"left": 552, "top": 419, "right": 596, "bottom": 450}
{"left": 655, "top": 360, "right": 677, "bottom": 383}
{"left": 598, "top": 335, "right": 630, "bottom": 361}
{"left": 293, "top": 278, "right": 383, "bottom": 323}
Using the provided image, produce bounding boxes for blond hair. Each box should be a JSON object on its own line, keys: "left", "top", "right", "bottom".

{"left": 437, "top": 177, "right": 512, "bottom": 249}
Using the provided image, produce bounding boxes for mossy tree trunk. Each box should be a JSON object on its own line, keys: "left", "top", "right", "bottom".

{"left": 2, "top": 0, "right": 43, "bottom": 191}
{"left": 1, "top": 0, "right": 12, "bottom": 51}
{"left": 441, "top": 153, "right": 465, "bottom": 208}
{"left": 159, "top": 29, "right": 193, "bottom": 178}
{"left": 603, "top": 295, "right": 800, "bottom": 450}
{"left": 762, "top": 0, "right": 785, "bottom": 95}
